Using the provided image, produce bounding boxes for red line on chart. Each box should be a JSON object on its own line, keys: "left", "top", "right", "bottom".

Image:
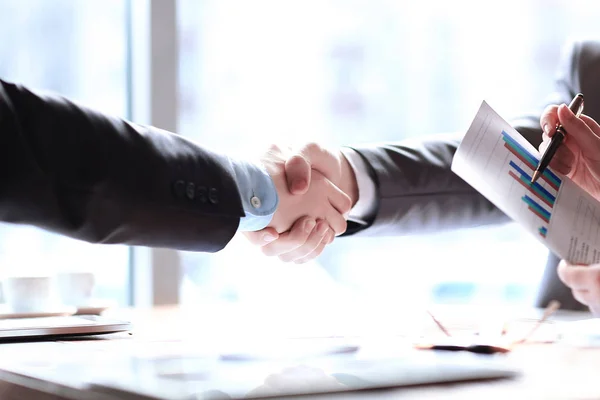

{"left": 508, "top": 171, "right": 553, "bottom": 207}
{"left": 528, "top": 206, "right": 550, "bottom": 223}
{"left": 503, "top": 143, "right": 560, "bottom": 190}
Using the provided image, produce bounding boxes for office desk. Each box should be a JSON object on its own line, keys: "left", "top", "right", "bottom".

{"left": 0, "top": 306, "right": 596, "bottom": 399}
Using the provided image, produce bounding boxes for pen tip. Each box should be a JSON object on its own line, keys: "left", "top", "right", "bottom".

{"left": 531, "top": 171, "right": 540, "bottom": 184}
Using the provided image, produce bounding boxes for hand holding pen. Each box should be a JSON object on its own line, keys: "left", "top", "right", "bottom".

{"left": 532, "top": 94, "right": 584, "bottom": 184}
{"left": 536, "top": 96, "right": 600, "bottom": 201}
{"left": 537, "top": 103, "right": 600, "bottom": 315}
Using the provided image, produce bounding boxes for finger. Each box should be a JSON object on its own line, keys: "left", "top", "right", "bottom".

{"left": 572, "top": 287, "right": 600, "bottom": 312}
{"left": 261, "top": 217, "right": 316, "bottom": 257}
{"left": 572, "top": 289, "right": 592, "bottom": 306}
{"left": 557, "top": 261, "right": 593, "bottom": 290}
{"left": 540, "top": 104, "right": 559, "bottom": 137}
{"left": 589, "top": 305, "right": 600, "bottom": 316}
{"left": 580, "top": 114, "right": 600, "bottom": 138}
{"left": 243, "top": 228, "right": 279, "bottom": 246}
{"left": 325, "top": 178, "right": 352, "bottom": 216}
{"left": 296, "top": 143, "right": 342, "bottom": 182}
{"left": 324, "top": 203, "right": 347, "bottom": 235}
{"left": 548, "top": 141, "right": 575, "bottom": 175}
{"left": 294, "top": 230, "right": 335, "bottom": 264}
{"left": 285, "top": 154, "right": 311, "bottom": 195}
{"left": 325, "top": 228, "right": 335, "bottom": 244}
{"left": 278, "top": 220, "right": 330, "bottom": 263}
{"left": 558, "top": 104, "right": 600, "bottom": 157}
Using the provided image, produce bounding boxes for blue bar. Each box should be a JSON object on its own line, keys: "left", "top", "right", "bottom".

{"left": 509, "top": 161, "right": 556, "bottom": 204}
{"left": 522, "top": 195, "right": 551, "bottom": 219}
{"left": 502, "top": 130, "right": 562, "bottom": 187}
{"left": 502, "top": 131, "right": 539, "bottom": 165}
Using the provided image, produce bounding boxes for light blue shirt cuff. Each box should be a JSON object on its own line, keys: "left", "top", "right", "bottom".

{"left": 230, "top": 158, "right": 279, "bottom": 231}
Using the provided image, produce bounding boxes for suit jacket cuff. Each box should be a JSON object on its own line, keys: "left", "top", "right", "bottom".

{"left": 340, "top": 147, "right": 378, "bottom": 222}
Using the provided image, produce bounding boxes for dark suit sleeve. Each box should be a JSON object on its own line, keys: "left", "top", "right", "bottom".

{"left": 343, "top": 124, "right": 542, "bottom": 237}
{"left": 0, "top": 79, "right": 244, "bottom": 252}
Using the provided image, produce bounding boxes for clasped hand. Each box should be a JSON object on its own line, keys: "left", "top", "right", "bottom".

{"left": 244, "top": 143, "right": 357, "bottom": 264}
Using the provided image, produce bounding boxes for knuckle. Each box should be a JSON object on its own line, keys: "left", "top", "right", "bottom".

{"left": 313, "top": 245, "right": 325, "bottom": 258}
{"left": 303, "top": 142, "right": 322, "bottom": 155}
{"left": 291, "top": 227, "right": 310, "bottom": 243}
{"left": 278, "top": 254, "right": 293, "bottom": 263}
{"left": 326, "top": 231, "right": 336, "bottom": 244}
{"left": 541, "top": 105, "right": 559, "bottom": 125}
{"left": 288, "top": 154, "right": 307, "bottom": 166}
{"left": 335, "top": 220, "right": 348, "bottom": 235}
{"left": 542, "top": 104, "right": 558, "bottom": 116}
{"left": 573, "top": 290, "right": 586, "bottom": 305}
{"left": 261, "top": 246, "right": 278, "bottom": 257}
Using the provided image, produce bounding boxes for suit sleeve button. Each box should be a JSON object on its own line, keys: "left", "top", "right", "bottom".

{"left": 197, "top": 186, "right": 207, "bottom": 203}
{"left": 209, "top": 188, "right": 219, "bottom": 204}
{"left": 250, "top": 196, "right": 261, "bottom": 209}
{"left": 186, "top": 182, "right": 195, "bottom": 200}
{"left": 172, "top": 180, "right": 186, "bottom": 198}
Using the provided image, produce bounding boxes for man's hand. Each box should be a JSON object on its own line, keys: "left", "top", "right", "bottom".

{"left": 558, "top": 260, "right": 600, "bottom": 315}
{"left": 540, "top": 104, "right": 600, "bottom": 201}
{"left": 245, "top": 143, "right": 359, "bottom": 263}
{"left": 243, "top": 145, "right": 351, "bottom": 260}
{"left": 541, "top": 105, "right": 600, "bottom": 312}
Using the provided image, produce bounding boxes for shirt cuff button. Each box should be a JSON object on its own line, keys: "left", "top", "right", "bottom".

{"left": 250, "top": 196, "right": 262, "bottom": 209}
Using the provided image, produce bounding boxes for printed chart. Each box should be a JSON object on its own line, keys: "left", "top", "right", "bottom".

{"left": 452, "top": 101, "right": 600, "bottom": 264}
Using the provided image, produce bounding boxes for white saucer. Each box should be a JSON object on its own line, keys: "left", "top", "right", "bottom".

{"left": 75, "top": 299, "right": 116, "bottom": 315}
{"left": 0, "top": 305, "right": 77, "bottom": 319}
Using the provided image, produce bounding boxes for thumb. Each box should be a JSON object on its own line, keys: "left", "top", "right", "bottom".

{"left": 285, "top": 154, "right": 311, "bottom": 195}
{"left": 558, "top": 104, "right": 600, "bottom": 156}
{"left": 297, "top": 143, "right": 342, "bottom": 183}
{"left": 243, "top": 227, "right": 279, "bottom": 246}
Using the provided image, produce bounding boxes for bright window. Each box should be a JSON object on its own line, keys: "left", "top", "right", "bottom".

{"left": 0, "top": 0, "right": 130, "bottom": 304}
{"left": 173, "top": 0, "right": 600, "bottom": 335}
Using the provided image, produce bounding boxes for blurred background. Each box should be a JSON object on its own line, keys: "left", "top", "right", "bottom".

{"left": 0, "top": 0, "right": 599, "bottom": 335}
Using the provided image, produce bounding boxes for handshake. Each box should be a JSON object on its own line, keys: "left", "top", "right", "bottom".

{"left": 244, "top": 143, "right": 359, "bottom": 264}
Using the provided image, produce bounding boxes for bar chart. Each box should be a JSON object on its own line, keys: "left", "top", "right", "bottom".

{"left": 452, "top": 101, "right": 600, "bottom": 264}
{"left": 501, "top": 130, "right": 561, "bottom": 190}
{"left": 501, "top": 130, "right": 560, "bottom": 239}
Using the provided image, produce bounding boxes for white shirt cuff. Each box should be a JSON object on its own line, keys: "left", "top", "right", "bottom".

{"left": 340, "top": 147, "right": 377, "bottom": 222}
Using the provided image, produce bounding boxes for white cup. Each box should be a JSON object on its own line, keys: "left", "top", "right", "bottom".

{"left": 56, "top": 272, "right": 96, "bottom": 307}
{"left": 2, "top": 276, "right": 61, "bottom": 313}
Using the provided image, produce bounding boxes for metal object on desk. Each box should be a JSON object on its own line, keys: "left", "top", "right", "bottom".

{"left": 418, "top": 301, "right": 561, "bottom": 355}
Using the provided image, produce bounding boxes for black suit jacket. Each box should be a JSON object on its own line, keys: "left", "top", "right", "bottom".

{"left": 0, "top": 79, "right": 244, "bottom": 252}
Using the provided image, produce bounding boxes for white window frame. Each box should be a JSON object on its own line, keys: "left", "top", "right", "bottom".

{"left": 127, "top": 0, "right": 181, "bottom": 306}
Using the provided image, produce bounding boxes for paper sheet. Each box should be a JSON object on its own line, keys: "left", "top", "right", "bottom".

{"left": 452, "top": 101, "right": 600, "bottom": 264}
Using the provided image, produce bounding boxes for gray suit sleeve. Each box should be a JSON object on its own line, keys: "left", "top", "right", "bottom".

{"left": 344, "top": 127, "right": 541, "bottom": 237}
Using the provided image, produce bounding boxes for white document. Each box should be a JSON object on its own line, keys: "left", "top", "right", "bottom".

{"left": 452, "top": 101, "right": 600, "bottom": 264}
